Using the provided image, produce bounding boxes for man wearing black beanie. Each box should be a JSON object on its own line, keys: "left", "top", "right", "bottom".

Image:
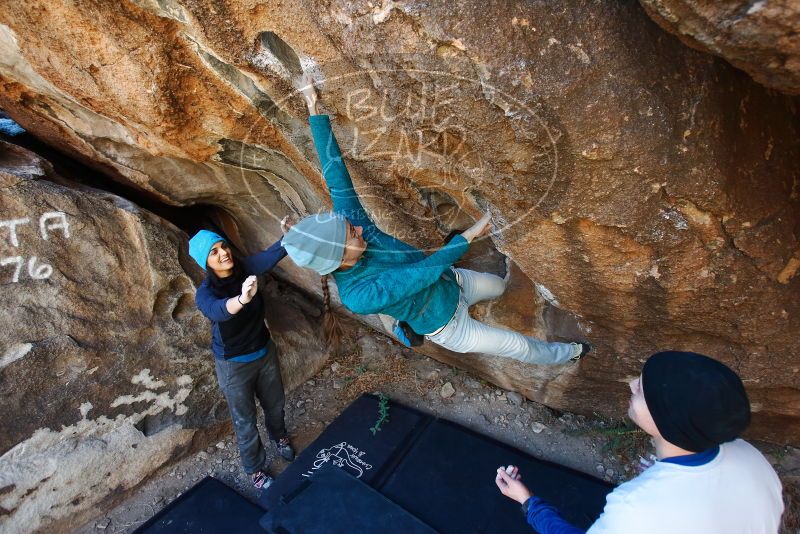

{"left": 495, "top": 351, "right": 784, "bottom": 533}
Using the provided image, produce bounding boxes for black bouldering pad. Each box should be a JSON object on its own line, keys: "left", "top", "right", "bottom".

{"left": 133, "top": 477, "right": 263, "bottom": 533}
{"left": 380, "top": 419, "right": 611, "bottom": 532}
{"left": 260, "top": 464, "right": 437, "bottom": 534}
{"left": 262, "top": 394, "right": 613, "bottom": 534}
{"left": 258, "top": 393, "right": 430, "bottom": 511}
{"left": 141, "top": 394, "right": 613, "bottom": 533}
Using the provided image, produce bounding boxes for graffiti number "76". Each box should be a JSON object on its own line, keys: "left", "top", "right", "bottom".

{"left": 1, "top": 256, "right": 54, "bottom": 283}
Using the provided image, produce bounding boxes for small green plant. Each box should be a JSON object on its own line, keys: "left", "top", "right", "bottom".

{"left": 569, "top": 417, "right": 651, "bottom": 466}
{"left": 596, "top": 425, "right": 649, "bottom": 458}
{"left": 355, "top": 364, "right": 368, "bottom": 375}
{"left": 770, "top": 446, "right": 789, "bottom": 463}
{"left": 370, "top": 393, "right": 390, "bottom": 435}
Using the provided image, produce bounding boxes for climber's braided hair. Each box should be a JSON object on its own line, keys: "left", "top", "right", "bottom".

{"left": 321, "top": 275, "right": 342, "bottom": 356}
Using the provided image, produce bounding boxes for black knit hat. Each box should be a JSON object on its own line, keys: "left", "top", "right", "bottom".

{"left": 642, "top": 351, "right": 751, "bottom": 452}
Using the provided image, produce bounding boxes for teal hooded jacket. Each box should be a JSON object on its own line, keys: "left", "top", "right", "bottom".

{"left": 309, "top": 114, "right": 468, "bottom": 334}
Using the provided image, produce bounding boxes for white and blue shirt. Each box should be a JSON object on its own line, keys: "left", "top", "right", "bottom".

{"left": 526, "top": 439, "right": 783, "bottom": 534}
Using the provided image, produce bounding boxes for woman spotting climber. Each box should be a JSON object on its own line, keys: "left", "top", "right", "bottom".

{"left": 282, "top": 74, "right": 589, "bottom": 366}
{"left": 188, "top": 228, "right": 295, "bottom": 489}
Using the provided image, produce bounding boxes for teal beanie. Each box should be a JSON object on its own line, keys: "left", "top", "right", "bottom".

{"left": 189, "top": 230, "right": 227, "bottom": 271}
{"left": 282, "top": 212, "right": 347, "bottom": 275}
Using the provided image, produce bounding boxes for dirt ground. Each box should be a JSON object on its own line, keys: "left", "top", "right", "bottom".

{"left": 76, "top": 322, "right": 800, "bottom": 533}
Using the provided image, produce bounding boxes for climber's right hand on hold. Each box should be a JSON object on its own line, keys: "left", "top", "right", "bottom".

{"left": 240, "top": 275, "right": 258, "bottom": 304}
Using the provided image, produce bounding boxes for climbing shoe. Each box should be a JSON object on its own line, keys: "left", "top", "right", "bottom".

{"left": 251, "top": 469, "right": 274, "bottom": 490}
{"left": 570, "top": 342, "right": 591, "bottom": 362}
{"left": 277, "top": 437, "right": 295, "bottom": 461}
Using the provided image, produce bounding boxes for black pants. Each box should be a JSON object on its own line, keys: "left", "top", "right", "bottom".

{"left": 214, "top": 339, "right": 287, "bottom": 474}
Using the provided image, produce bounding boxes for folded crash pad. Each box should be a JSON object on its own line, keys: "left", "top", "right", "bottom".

{"left": 134, "top": 477, "right": 263, "bottom": 534}
{"left": 260, "top": 464, "right": 437, "bottom": 534}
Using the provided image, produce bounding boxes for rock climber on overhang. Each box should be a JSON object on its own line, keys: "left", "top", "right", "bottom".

{"left": 281, "top": 73, "right": 590, "bottom": 366}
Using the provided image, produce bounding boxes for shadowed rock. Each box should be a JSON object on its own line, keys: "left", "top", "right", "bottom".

{"left": 640, "top": 0, "right": 800, "bottom": 95}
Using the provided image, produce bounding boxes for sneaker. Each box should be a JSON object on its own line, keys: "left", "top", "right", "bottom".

{"left": 277, "top": 437, "right": 295, "bottom": 461}
{"left": 570, "top": 342, "right": 591, "bottom": 362}
{"left": 251, "top": 469, "right": 274, "bottom": 490}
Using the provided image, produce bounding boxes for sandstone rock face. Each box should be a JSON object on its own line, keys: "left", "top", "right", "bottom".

{"left": 0, "top": 141, "right": 218, "bottom": 533}
{"left": 0, "top": 141, "right": 328, "bottom": 533}
{"left": 640, "top": 0, "right": 800, "bottom": 95}
{"left": 0, "top": 0, "right": 798, "bottom": 453}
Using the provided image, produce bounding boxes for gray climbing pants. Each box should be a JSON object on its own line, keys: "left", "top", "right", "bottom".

{"left": 214, "top": 338, "right": 287, "bottom": 474}
{"left": 425, "top": 268, "right": 580, "bottom": 365}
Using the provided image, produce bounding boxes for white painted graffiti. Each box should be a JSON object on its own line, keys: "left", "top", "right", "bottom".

{"left": 0, "top": 256, "right": 53, "bottom": 283}
{"left": 0, "top": 212, "right": 69, "bottom": 246}
{"left": 0, "top": 218, "right": 29, "bottom": 247}
{"left": 39, "top": 212, "right": 70, "bottom": 241}
{"left": 300, "top": 441, "right": 374, "bottom": 479}
{"left": 0, "top": 211, "right": 69, "bottom": 283}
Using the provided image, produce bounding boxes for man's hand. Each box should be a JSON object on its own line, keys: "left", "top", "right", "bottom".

{"left": 240, "top": 275, "right": 258, "bottom": 304}
{"left": 280, "top": 215, "right": 296, "bottom": 235}
{"left": 298, "top": 72, "right": 319, "bottom": 115}
{"left": 460, "top": 211, "right": 493, "bottom": 243}
{"left": 495, "top": 465, "right": 532, "bottom": 505}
